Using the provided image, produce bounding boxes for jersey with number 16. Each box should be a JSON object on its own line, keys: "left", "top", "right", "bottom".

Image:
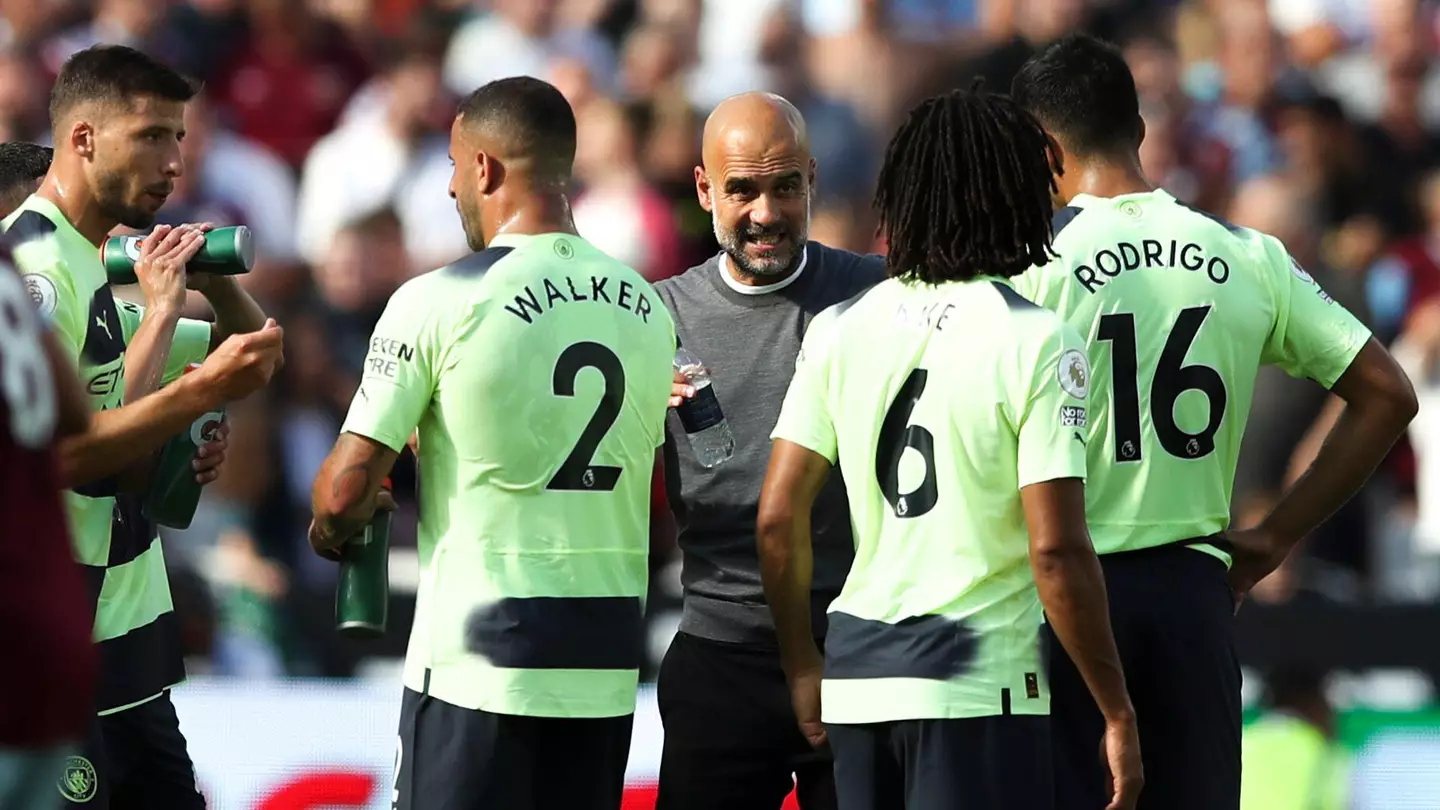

{"left": 341, "top": 233, "right": 676, "bottom": 721}
{"left": 1012, "top": 189, "right": 1371, "bottom": 559}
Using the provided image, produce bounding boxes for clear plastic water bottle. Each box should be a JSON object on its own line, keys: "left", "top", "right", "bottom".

{"left": 674, "top": 348, "right": 735, "bottom": 468}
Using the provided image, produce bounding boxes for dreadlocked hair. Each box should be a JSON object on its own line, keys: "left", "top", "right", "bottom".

{"left": 874, "top": 83, "right": 1062, "bottom": 284}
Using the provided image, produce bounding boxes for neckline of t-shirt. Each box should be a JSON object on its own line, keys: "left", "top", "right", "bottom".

{"left": 1070, "top": 188, "right": 1175, "bottom": 209}
{"left": 716, "top": 246, "right": 809, "bottom": 296}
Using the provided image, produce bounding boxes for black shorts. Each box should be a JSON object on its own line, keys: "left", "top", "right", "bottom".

{"left": 656, "top": 632, "right": 835, "bottom": 810}
{"left": 1045, "top": 543, "right": 1242, "bottom": 810}
{"left": 61, "top": 691, "right": 204, "bottom": 809}
{"left": 393, "top": 686, "right": 633, "bottom": 810}
{"left": 827, "top": 715, "right": 1053, "bottom": 810}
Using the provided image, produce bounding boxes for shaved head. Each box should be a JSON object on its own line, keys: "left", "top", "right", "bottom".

{"left": 697, "top": 92, "right": 814, "bottom": 280}
{"left": 701, "top": 92, "right": 810, "bottom": 169}
{"left": 448, "top": 76, "right": 577, "bottom": 251}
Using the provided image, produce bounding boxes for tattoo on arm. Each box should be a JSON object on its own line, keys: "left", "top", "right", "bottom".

{"left": 332, "top": 463, "right": 373, "bottom": 509}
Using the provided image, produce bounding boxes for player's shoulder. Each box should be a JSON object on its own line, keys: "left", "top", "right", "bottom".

{"left": 805, "top": 241, "right": 887, "bottom": 292}
{"left": 987, "top": 279, "right": 1079, "bottom": 343}
{"left": 811, "top": 276, "right": 886, "bottom": 332}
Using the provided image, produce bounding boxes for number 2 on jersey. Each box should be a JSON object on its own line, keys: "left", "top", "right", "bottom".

{"left": 875, "top": 368, "right": 938, "bottom": 519}
{"left": 547, "top": 341, "right": 624, "bottom": 491}
{"left": 1097, "top": 305, "right": 1227, "bottom": 463}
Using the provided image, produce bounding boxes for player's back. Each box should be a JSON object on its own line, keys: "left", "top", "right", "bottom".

{"left": 358, "top": 232, "right": 675, "bottom": 717}
{"left": 0, "top": 249, "right": 94, "bottom": 747}
{"left": 800, "top": 276, "right": 1087, "bottom": 721}
{"left": 1013, "top": 189, "right": 1370, "bottom": 557}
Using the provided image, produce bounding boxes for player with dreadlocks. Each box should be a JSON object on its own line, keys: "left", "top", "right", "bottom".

{"left": 757, "top": 84, "right": 1143, "bottom": 810}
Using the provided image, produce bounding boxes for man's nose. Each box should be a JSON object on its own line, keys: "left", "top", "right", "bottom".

{"left": 749, "top": 195, "right": 779, "bottom": 226}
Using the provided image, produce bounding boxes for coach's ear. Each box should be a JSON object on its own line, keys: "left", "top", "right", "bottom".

{"left": 695, "top": 166, "right": 713, "bottom": 212}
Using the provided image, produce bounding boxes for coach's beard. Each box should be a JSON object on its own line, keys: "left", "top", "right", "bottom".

{"left": 712, "top": 194, "right": 810, "bottom": 280}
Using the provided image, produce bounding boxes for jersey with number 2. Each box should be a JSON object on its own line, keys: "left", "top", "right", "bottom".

{"left": 340, "top": 232, "right": 676, "bottom": 719}
{"left": 1011, "top": 189, "right": 1371, "bottom": 558}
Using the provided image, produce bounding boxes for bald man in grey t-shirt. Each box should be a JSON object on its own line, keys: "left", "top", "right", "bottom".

{"left": 653, "top": 92, "right": 883, "bottom": 810}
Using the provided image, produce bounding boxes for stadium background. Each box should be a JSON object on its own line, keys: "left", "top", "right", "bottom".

{"left": 7, "top": 0, "right": 1440, "bottom": 805}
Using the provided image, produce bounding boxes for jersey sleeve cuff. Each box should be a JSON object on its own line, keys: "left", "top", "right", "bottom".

{"left": 339, "top": 422, "right": 409, "bottom": 454}
{"left": 1016, "top": 462, "right": 1087, "bottom": 490}
{"left": 1316, "top": 326, "right": 1372, "bottom": 390}
{"left": 769, "top": 427, "right": 838, "bottom": 465}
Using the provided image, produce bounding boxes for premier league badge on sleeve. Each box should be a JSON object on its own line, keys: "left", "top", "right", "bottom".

{"left": 1058, "top": 348, "right": 1089, "bottom": 400}
{"left": 23, "top": 273, "right": 57, "bottom": 317}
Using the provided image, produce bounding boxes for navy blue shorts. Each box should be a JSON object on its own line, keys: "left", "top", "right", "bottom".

{"left": 827, "top": 714, "right": 1053, "bottom": 810}
{"left": 1045, "top": 543, "right": 1242, "bottom": 810}
{"left": 63, "top": 692, "right": 204, "bottom": 809}
{"left": 393, "top": 683, "right": 633, "bottom": 810}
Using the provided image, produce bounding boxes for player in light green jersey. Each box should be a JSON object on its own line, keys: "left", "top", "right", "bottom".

{"left": 1011, "top": 34, "right": 1417, "bottom": 810}
{"left": 309, "top": 77, "right": 677, "bottom": 810}
{"left": 4, "top": 46, "right": 284, "bottom": 810}
{"left": 758, "top": 86, "right": 1141, "bottom": 810}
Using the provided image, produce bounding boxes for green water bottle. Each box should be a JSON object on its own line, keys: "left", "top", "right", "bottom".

{"left": 101, "top": 225, "right": 255, "bottom": 286}
{"left": 143, "top": 364, "right": 226, "bottom": 530}
{"left": 335, "top": 477, "right": 393, "bottom": 639}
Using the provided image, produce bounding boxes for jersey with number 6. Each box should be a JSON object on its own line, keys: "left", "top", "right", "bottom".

{"left": 341, "top": 232, "right": 676, "bottom": 718}
{"left": 771, "top": 277, "right": 1088, "bottom": 724}
{"left": 1011, "top": 189, "right": 1372, "bottom": 560}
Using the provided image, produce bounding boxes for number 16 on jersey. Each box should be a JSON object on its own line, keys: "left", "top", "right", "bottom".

{"left": 1097, "top": 305, "right": 1228, "bottom": 463}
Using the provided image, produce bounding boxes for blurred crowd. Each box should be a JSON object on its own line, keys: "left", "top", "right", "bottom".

{"left": 5, "top": 0, "right": 1440, "bottom": 678}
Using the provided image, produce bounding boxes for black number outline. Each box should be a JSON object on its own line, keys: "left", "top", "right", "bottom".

{"left": 874, "top": 368, "right": 938, "bottom": 518}
{"left": 1097, "top": 305, "right": 1227, "bottom": 463}
{"left": 547, "top": 342, "right": 625, "bottom": 491}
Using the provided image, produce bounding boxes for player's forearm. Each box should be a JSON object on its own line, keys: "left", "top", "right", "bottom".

{"left": 1031, "top": 541, "right": 1134, "bottom": 722}
{"left": 122, "top": 304, "right": 181, "bottom": 403}
{"left": 1265, "top": 399, "right": 1414, "bottom": 547}
{"left": 58, "top": 373, "right": 214, "bottom": 487}
{"left": 757, "top": 510, "right": 822, "bottom": 675}
{"left": 310, "top": 464, "right": 380, "bottom": 549}
{"left": 202, "top": 277, "right": 267, "bottom": 348}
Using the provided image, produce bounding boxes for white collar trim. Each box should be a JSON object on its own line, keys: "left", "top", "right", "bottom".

{"left": 719, "top": 246, "right": 808, "bottom": 295}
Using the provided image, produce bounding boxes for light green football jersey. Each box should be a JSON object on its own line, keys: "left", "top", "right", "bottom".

{"left": 341, "top": 232, "right": 676, "bottom": 718}
{"left": 771, "top": 276, "right": 1089, "bottom": 724}
{"left": 1012, "top": 189, "right": 1371, "bottom": 560}
{"left": 3, "top": 195, "right": 210, "bottom": 713}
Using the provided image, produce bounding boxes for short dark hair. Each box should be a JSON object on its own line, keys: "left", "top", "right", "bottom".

{"left": 49, "top": 45, "right": 199, "bottom": 130}
{"left": 456, "top": 76, "right": 576, "bottom": 185}
{"left": 0, "top": 142, "right": 52, "bottom": 193}
{"left": 1011, "top": 33, "right": 1142, "bottom": 158}
{"left": 873, "top": 84, "right": 1061, "bottom": 284}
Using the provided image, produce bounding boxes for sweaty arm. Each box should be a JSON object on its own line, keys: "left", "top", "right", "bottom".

{"left": 310, "top": 432, "right": 400, "bottom": 555}
{"left": 757, "top": 440, "right": 831, "bottom": 676}
{"left": 311, "top": 279, "right": 435, "bottom": 555}
{"left": 116, "top": 298, "right": 215, "bottom": 401}
{"left": 202, "top": 275, "right": 267, "bottom": 350}
{"left": 1016, "top": 324, "right": 1133, "bottom": 723}
{"left": 17, "top": 255, "right": 220, "bottom": 487}
{"left": 1250, "top": 249, "right": 1418, "bottom": 559}
{"left": 758, "top": 316, "right": 840, "bottom": 678}
{"left": 1023, "top": 480, "right": 1132, "bottom": 721}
